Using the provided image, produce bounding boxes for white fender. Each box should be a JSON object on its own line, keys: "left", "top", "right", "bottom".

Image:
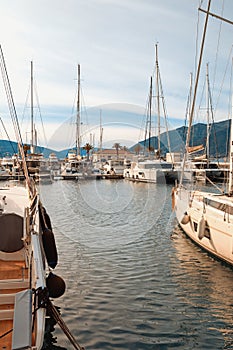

{"left": 181, "top": 212, "right": 190, "bottom": 225}
{"left": 198, "top": 216, "right": 206, "bottom": 239}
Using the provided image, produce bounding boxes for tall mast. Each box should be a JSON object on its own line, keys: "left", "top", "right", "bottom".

{"left": 30, "top": 61, "right": 34, "bottom": 153}
{"left": 206, "top": 63, "right": 210, "bottom": 162}
{"left": 155, "top": 43, "right": 161, "bottom": 157}
{"left": 179, "top": 0, "right": 212, "bottom": 185}
{"left": 229, "top": 97, "right": 233, "bottom": 193}
{"left": 99, "top": 109, "right": 103, "bottom": 152}
{"left": 76, "top": 64, "right": 81, "bottom": 156}
{"left": 148, "top": 76, "right": 153, "bottom": 153}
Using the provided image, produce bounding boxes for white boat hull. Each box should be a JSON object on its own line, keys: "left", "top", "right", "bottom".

{"left": 174, "top": 187, "right": 233, "bottom": 266}
{"left": 0, "top": 185, "right": 47, "bottom": 349}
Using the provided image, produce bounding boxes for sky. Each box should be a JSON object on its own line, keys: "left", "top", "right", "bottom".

{"left": 0, "top": 0, "right": 232, "bottom": 150}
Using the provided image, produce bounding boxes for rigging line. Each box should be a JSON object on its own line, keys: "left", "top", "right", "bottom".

{"left": 80, "top": 87, "right": 89, "bottom": 127}
{"left": 183, "top": 73, "right": 193, "bottom": 143}
{"left": 207, "top": 69, "right": 220, "bottom": 164}
{"left": 0, "top": 57, "right": 24, "bottom": 151}
{"left": 199, "top": 7, "right": 233, "bottom": 26}
{"left": 211, "top": 0, "right": 224, "bottom": 98}
{"left": 20, "top": 82, "right": 30, "bottom": 132}
{"left": 34, "top": 81, "right": 48, "bottom": 147}
{"left": 46, "top": 299, "right": 85, "bottom": 350}
{"left": 226, "top": 58, "right": 233, "bottom": 162}
{"left": 194, "top": 1, "right": 203, "bottom": 80}
{"left": 213, "top": 44, "right": 233, "bottom": 117}
{"left": 143, "top": 81, "right": 152, "bottom": 153}
{"left": 0, "top": 45, "right": 31, "bottom": 190}
{"left": 0, "top": 55, "right": 17, "bottom": 139}
{"left": 138, "top": 104, "right": 148, "bottom": 148}
{"left": 0, "top": 116, "right": 17, "bottom": 153}
{"left": 196, "top": 73, "right": 206, "bottom": 122}
{"left": 157, "top": 69, "right": 173, "bottom": 161}
{"left": 180, "top": 0, "right": 212, "bottom": 186}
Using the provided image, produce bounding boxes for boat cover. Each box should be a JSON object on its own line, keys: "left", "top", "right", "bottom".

{"left": 12, "top": 289, "right": 32, "bottom": 349}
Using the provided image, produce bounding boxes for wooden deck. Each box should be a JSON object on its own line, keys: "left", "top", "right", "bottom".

{"left": 0, "top": 259, "right": 28, "bottom": 350}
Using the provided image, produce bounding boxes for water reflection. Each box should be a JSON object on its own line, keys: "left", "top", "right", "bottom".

{"left": 38, "top": 181, "right": 233, "bottom": 349}
{"left": 171, "top": 226, "right": 233, "bottom": 349}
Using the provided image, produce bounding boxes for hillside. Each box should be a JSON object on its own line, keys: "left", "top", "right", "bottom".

{"left": 0, "top": 119, "right": 230, "bottom": 159}
{"left": 131, "top": 119, "right": 230, "bottom": 158}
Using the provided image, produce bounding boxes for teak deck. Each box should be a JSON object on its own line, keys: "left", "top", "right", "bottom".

{"left": 0, "top": 259, "right": 28, "bottom": 350}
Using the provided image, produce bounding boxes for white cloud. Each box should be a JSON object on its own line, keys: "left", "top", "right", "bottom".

{"left": 0, "top": 0, "right": 232, "bottom": 151}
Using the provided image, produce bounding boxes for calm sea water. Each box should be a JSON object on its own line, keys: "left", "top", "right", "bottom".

{"left": 39, "top": 179, "right": 233, "bottom": 350}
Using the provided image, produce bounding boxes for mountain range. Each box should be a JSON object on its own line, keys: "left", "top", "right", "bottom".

{"left": 135, "top": 119, "right": 230, "bottom": 158}
{"left": 0, "top": 119, "right": 230, "bottom": 159}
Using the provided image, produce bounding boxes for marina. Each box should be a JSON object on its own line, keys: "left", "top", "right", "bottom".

{"left": 0, "top": 0, "right": 233, "bottom": 348}
{"left": 38, "top": 179, "right": 233, "bottom": 349}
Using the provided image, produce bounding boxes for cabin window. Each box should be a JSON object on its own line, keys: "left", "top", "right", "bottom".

{"left": 204, "top": 198, "right": 227, "bottom": 212}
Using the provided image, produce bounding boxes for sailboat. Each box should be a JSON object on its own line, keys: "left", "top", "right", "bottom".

{"left": 23, "top": 61, "right": 52, "bottom": 184}
{"left": 124, "top": 44, "right": 178, "bottom": 184}
{"left": 0, "top": 48, "right": 84, "bottom": 349}
{"left": 61, "top": 64, "right": 91, "bottom": 180}
{"left": 173, "top": 1, "right": 233, "bottom": 267}
{"left": 180, "top": 64, "right": 224, "bottom": 183}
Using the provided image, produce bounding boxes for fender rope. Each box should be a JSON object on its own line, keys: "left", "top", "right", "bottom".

{"left": 46, "top": 297, "right": 85, "bottom": 350}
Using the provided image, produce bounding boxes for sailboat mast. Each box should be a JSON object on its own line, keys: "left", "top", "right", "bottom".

{"left": 30, "top": 61, "right": 34, "bottom": 153}
{"left": 229, "top": 98, "right": 233, "bottom": 194}
{"left": 148, "top": 76, "right": 153, "bottom": 153}
{"left": 76, "top": 64, "right": 81, "bottom": 156}
{"left": 206, "top": 63, "right": 210, "bottom": 162}
{"left": 99, "top": 109, "right": 103, "bottom": 152}
{"left": 179, "top": 0, "right": 212, "bottom": 185}
{"left": 155, "top": 43, "right": 161, "bottom": 157}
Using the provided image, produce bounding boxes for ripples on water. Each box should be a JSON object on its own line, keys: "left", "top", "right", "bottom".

{"left": 39, "top": 180, "right": 233, "bottom": 349}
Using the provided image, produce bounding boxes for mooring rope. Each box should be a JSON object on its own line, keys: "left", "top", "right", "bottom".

{"left": 46, "top": 297, "right": 85, "bottom": 350}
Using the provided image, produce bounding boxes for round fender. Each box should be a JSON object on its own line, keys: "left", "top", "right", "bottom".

{"left": 181, "top": 212, "right": 190, "bottom": 225}
{"left": 46, "top": 272, "right": 66, "bottom": 298}
{"left": 198, "top": 216, "right": 206, "bottom": 240}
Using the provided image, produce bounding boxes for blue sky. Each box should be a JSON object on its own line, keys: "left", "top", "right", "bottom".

{"left": 0, "top": 0, "right": 232, "bottom": 150}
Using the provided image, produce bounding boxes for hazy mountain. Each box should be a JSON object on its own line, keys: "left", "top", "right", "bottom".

{"left": 131, "top": 119, "right": 230, "bottom": 158}
{"left": 0, "top": 119, "right": 230, "bottom": 159}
